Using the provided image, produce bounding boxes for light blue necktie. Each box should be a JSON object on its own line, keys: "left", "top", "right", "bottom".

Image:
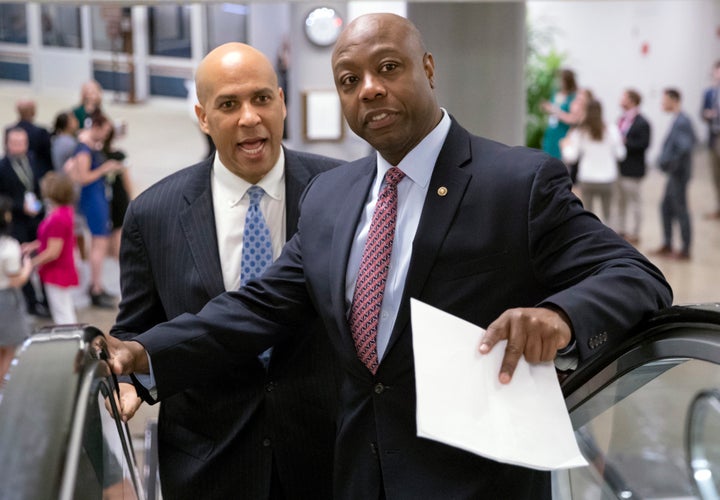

{"left": 240, "top": 185, "right": 274, "bottom": 368}
{"left": 240, "top": 186, "right": 273, "bottom": 286}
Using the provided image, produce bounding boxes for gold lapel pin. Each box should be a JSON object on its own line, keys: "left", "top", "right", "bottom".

{"left": 437, "top": 186, "right": 448, "bottom": 197}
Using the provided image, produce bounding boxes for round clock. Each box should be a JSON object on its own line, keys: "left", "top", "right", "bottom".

{"left": 304, "top": 7, "right": 343, "bottom": 47}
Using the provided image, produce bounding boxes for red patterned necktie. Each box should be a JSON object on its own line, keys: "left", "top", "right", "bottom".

{"left": 350, "top": 166, "right": 405, "bottom": 374}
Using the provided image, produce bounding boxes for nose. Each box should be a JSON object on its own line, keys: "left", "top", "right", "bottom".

{"left": 358, "top": 74, "right": 386, "bottom": 101}
{"left": 237, "top": 103, "right": 261, "bottom": 127}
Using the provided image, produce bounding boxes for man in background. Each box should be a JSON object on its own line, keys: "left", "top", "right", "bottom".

{"left": 110, "top": 43, "right": 342, "bottom": 499}
{"left": 701, "top": 60, "right": 720, "bottom": 220}
{"left": 4, "top": 98, "right": 53, "bottom": 175}
{"left": 655, "top": 88, "right": 697, "bottom": 260}
{"left": 617, "top": 88, "right": 651, "bottom": 245}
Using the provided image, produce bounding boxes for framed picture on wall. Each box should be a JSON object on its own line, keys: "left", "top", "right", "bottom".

{"left": 302, "top": 89, "right": 344, "bottom": 142}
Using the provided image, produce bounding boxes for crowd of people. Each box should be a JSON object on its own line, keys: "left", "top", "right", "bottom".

{"left": 538, "top": 65, "right": 718, "bottom": 261}
{"left": 0, "top": 80, "right": 133, "bottom": 382}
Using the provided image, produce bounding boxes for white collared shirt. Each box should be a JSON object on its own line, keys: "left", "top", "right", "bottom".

{"left": 212, "top": 150, "right": 286, "bottom": 291}
{"left": 345, "top": 110, "right": 452, "bottom": 362}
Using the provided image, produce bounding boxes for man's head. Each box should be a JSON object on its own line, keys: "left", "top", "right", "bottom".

{"left": 331, "top": 13, "right": 442, "bottom": 166}
{"left": 194, "top": 43, "right": 286, "bottom": 183}
{"left": 713, "top": 60, "right": 720, "bottom": 85}
{"left": 621, "top": 89, "right": 641, "bottom": 111}
{"left": 662, "top": 88, "right": 681, "bottom": 113}
{"left": 16, "top": 99, "right": 36, "bottom": 122}
{"left": 6, "top": 127, "right": 28, "bottom": 157}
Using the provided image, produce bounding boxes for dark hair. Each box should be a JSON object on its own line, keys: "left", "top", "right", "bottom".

{"left": 559, "top": 69, "right": 578, "bottom": 93}
{"left": 88, "top": 111, "right": 109, "bottom": 129}
{"left": 0, "top": 195, "right": 13, "bottom": 236}
{"left": 53, "top": 111, "right": 73, "bottom": 135}
{"left": 664, "top": 88, "right": 681, "bottom": 102}
{"left": 40, "top": 172, "right": 76, "bottom": 206}
{"left": 625, "top": 89, "right": 641, "bottom": 106}
{"left": 582, "top": 99, "right": 605, "bottom": 141}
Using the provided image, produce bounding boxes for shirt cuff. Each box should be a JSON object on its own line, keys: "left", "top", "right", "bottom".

{"left": 134, "top": 351, "right": 158, "bottom": 401}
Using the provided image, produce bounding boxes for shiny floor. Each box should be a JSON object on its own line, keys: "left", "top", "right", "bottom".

{"left": 2, "top": 82, "right": 719, "bottom": 484}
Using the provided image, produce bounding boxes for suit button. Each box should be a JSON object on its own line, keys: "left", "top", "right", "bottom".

{"left": 370, "top": 442, "right": 378, "bottom": 455}
{"left": 263, "top": 438, "right": 271, "bottom": 447}
{"left": 374, "top": 383, "right": 385, "bottom": 395}
{"left": 265, "top": 382, "right": 275, "bottom": 392}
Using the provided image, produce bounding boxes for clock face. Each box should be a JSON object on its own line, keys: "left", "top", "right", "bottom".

{"left": 304, "top": 7, "right": 343, "bottom": 47}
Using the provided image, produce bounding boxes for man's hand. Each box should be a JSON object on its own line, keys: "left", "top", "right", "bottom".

{"left": 104, "top": 334, "right": 150, "bottom": 375}
{"left": 104, "top": 383, "right": 143, "bottom": 422}
{"left": 478, "top": 307, "right": 572, "bottom": 384}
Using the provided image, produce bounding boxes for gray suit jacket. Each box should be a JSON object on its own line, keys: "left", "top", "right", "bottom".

{"left": 659, "top": 111, "right": 697, "bottom": 181}
{"left": 111, "top": 148, "right": 344, "bottom": 499}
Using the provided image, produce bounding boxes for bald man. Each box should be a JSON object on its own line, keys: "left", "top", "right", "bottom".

{"left": 109, "top": 43, "right": 343, "bottom": 499}
{"left": 4, "top": 98, "right": 53, "bottom": 175}
{"left": 108, "top": 15, "right": 671, "bottom": 498}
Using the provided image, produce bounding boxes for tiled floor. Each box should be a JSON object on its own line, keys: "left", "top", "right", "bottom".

{"left": 2, "top": 82, "right": 719, "bottom": 477}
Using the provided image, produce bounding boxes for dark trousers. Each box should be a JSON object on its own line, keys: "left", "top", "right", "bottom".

{"left": 661, "top": 174, "right": 691, "bottom": 252}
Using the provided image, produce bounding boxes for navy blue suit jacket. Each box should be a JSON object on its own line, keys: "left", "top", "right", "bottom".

{"left": 135, "top": 119, "right": 672, "bottom": 499}
{"left": 111, "top": 149, "right": 343, "bottom": 499}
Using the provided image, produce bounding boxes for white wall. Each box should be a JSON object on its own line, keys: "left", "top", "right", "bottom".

{"left": 527, "top": 0, "right": 720, "bottom": 162}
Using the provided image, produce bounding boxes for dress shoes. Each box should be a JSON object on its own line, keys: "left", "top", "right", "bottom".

{"left": 89, "top": 289, "right": 117, "bottom": 309}
{"left": 673, "top": 250, "right": 691, "bottom": 261}
{"left": 703, "top": 210, "right": 720, "bottom": 220}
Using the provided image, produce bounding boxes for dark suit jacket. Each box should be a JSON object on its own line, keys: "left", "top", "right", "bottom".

{"left": 618, "top": 113, "right": 651, "bottom": 178}
{"left": 702, "top": 86, "right": 719, "bottom": 146}
{"left": 659, "top": 112, "right": 697, "bottom": 182}
{"left": 5, "top": 121, "right": 53, "bottom": 175}
{"left": 135, "top": 120, "right": 672, "bottom": 499}
{"left": 0, "top": 154, "right": 44, "bottom": 242}
{"left": 110, "top": 149, "right": 344, "bottom": 500}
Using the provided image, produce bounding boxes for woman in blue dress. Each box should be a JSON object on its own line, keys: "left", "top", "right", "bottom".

{"left": 69, "top": 113, "right": 123, "bottom": 308}
{"left": 541, "top": 68, "right": 579, "bottom": 159}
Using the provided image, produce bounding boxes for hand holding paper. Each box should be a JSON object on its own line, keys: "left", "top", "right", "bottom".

{"left": 411, "top": 299, "right": 588, "bottom": 471}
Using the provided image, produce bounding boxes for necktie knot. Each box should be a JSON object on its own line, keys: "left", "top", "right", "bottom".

{"left": 384, "top": 167, "right": 405, "bottom": 188}
{"left": 247, "top": 185, "right": 265, "bottom": 205}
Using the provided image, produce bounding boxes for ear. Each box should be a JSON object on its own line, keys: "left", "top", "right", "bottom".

{"left": 423, "top": 52, "right": 436, "bottom": 89}
{"left": 195, "top": 103, "right": 210, "bottom": 134}
{"left": 278, "top": 87, "right": 288, "bottom": 120}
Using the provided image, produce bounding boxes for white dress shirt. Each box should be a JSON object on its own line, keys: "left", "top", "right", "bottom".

{"left": 212, "top": 150, "right": 287, "bottom": 291}
{"left": 345, "top": 110, "right": 452, "bottom": 362}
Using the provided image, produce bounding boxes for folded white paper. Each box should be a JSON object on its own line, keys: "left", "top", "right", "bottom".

{"left": 411, "top": 298, "right": 588, "bottom": 470}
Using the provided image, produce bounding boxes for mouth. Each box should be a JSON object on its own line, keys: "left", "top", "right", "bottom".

{"left": 237, "top": 138, "right": 266, "bottom": 155}
{"left": 365, "top": 110, "right": 396, "bottom": 130}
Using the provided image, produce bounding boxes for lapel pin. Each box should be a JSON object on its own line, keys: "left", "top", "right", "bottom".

{"left": 437, "top": 186, "right": 448, "bottom": 197}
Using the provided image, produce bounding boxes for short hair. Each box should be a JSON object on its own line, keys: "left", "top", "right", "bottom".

{"left": 625, "top": 89, "right": 642, "bottom": 106}
{"left": 664, "top": 88, "right": 681, "bottom": 102}
{"left": 53, "top": 111, "right": 73, "bottom": 134}
{"left": 40, "top": 172, "right": 76, "bottom": 206}
{"left": 560, "top": 69, "right": 578, "bottom": 93}
{"left": 0, "top": 194, "right": 13, "bottom": 235}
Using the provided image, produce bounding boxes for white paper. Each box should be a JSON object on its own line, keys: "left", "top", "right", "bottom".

{"left": 411, "top": 298, "right": 588, "bottom": 470}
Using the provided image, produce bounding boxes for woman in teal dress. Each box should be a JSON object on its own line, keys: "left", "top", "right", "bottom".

{"left": 541, "top": 68, "right": 578, "bottom": 159}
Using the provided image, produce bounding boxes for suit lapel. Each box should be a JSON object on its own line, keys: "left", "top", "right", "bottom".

{"left": 328, "top": 158, "right": 377, "bottom": 352}
{"left": 386, "top": 120, "right": 473, "bottom": 355}
{"left": 179, "top": 161, "right": 225, "bottom": 298}
{"left": 284, "top": 149, "right": 312, "bottom": 239}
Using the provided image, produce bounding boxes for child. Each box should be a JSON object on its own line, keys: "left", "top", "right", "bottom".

{"left": 23, "top": 172, "right": 79, "bottom": 324}
{"left": 0, "top": 195, "right": 33, "bottom": 384}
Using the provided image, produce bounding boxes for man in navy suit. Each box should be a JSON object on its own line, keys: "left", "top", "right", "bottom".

{"left": 109, "top": 43, "right": 342, "bottom": 499}
{"left": 4, "top": 99, "right": 53, "bottom": 175}
{"left": 0, "top": 127, "right": 48, "bottom": 316}
{"left": 617, "top": 88, "right": 651, "bottom": 244}
{"left": 654, "top": 88, "right": 697, "bottom": 260}
{"left": 108, "top": 14, "right": 672, "bottom": 499}
{"left": 701, "top": 60, "right": 720, "bottom": 219}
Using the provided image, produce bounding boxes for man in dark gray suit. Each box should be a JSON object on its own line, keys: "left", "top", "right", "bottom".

{"left": 654, "top": 88, "right": 697, "bottom": 260}
{"left": 110, "top": 43, "right": 343, "bottom": 499}
{"left": 108, "top": 15, "right": 671, "bottom": 498}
